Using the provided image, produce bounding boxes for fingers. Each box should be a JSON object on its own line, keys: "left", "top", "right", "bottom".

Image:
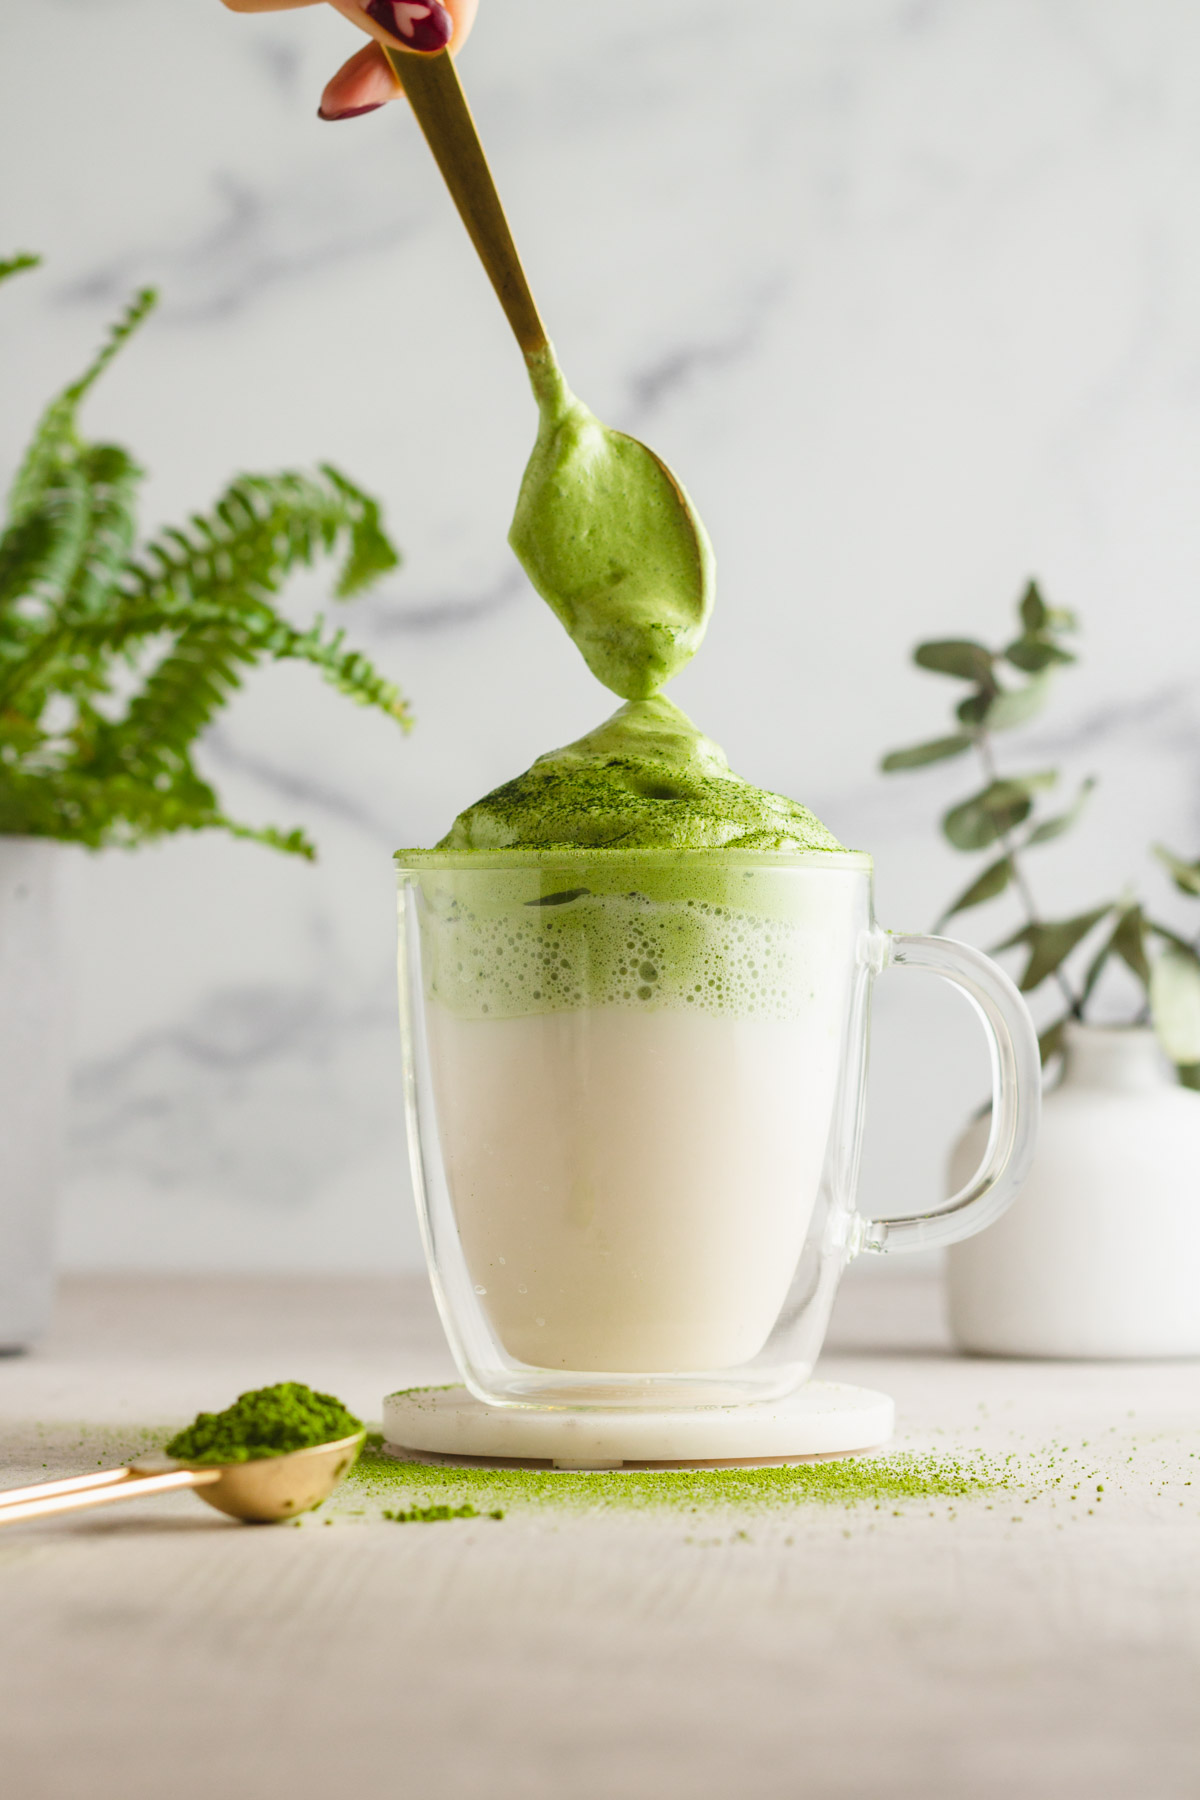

{"left": 318, "top": 40, "right": 401, "bottom": 120}
{"left": 319, "top": 2, "right": 478, "bottom": 119}
{"left": 221, "top": 0, "right": 480, "bottom": 118}
{"left": 325, "top": 1, "right": 476, "bottom": 57}
{"left": 221, "top": 2, "right": 326, "bottom": 13}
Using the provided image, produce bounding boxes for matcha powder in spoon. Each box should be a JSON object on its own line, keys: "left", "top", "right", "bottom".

{"left": 165, "top": 1383, "right": 362, "bottom": 1466}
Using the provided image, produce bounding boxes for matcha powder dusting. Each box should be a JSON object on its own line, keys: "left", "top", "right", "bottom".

{"left": 342, "top": 1439, "right": 1013, "bottom": 1520}
{"left": 166, "top": 1382, "right": 363, "bottom": 1466}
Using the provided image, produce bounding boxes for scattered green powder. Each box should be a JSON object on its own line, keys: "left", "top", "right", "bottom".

{"left": 165, "top": 1382, "right": 363, "bottom": 1466}
{"left": 340, "top": 1438, "right": 1013, "bottom": 1519}
{"left": 382, "top": 1503, "right": 506, "bottom": 1524}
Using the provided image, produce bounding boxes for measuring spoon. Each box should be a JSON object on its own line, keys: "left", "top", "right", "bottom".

{"left": 0, "top": 1432, "right": 365, "bottom": 1527}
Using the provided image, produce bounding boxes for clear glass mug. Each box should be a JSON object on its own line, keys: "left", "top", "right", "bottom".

{"left": 396, "top": 848, "right": 1040, "bottom": 1411}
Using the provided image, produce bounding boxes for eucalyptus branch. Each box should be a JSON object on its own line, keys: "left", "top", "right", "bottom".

{"left": 974, "top": 732, "right": 1084, "bottom": 1020}
{"left": 882, "top": 588, "right": 1200, "bottom": 1085}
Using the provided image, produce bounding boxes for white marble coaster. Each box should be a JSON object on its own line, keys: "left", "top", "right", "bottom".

{"left": 381, "top": 1381, "right": 895, "bottom": 1470}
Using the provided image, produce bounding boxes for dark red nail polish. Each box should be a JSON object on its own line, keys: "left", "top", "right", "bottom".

{"left": 363, "top": 1, "right": 452, "bottom": 53}
{"left": 317, "top": 101, "right": 385, "bottom": 122}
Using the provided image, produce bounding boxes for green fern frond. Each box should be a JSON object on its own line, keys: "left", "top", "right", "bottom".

{"left": 7, "top": 287, "right": 156, "bottom": 527}
{"left": 320, "top": 463, "right": 402, "bottom": 596}
{"left": 68, "top": 444, "right": 143, "bottom": 616}
{"left": 63, "top": 287, "right": 158, "bottom": 408}
{"left": 127, "top": 467, "right": 388, "bottom": 617}
{"left": 1, "top": 264, "right": 408, "bottom": 856}
{"left": 278, "top": 617, "right": 412, "bottom": 723}
{"left": 90, "top": 626, "right": 255, "bottom": 782}
{"left": 0, "top": 253, "right": 40, "bottom": 287}
{"left": 217, "top": 819, "right": 316, "bottom": 861}
{"left": 0, "top": 444, "right": 144, "bottom": 724}
{"left": 0, "top": 465, "right": 94, "bottom": 625}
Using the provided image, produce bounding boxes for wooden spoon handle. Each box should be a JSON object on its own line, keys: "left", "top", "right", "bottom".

{"left": 384, "top": 46, "right": 549, "bottom": 359}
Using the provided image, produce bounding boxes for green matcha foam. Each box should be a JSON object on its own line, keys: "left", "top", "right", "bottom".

{"left": 435, "top": 697, "right": 845, "bottom": 854}
{"left": 509, "top": 350, "right": 715, "bottom": 700}
{"left": 399, "top": 699, "right": 855, "bottom": 1024}
{"left": 406, "top": 869, "right": 864, "bottom": 1024}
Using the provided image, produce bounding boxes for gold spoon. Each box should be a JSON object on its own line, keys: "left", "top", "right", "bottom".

{"left": 0, "top": 1431, "right": 365, "bottom": 1527}
{"left": 385, "top": 44, "right": 714, "bottom": 700}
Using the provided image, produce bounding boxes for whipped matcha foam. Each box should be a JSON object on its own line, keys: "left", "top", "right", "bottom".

{"left": 411, "top": 698, "right": 850, "bottom": 1026}
{"left": 509, "top": 348, "right": 714, "bottom": 700}
{"left": 413, "top": 862, "right": 860, "bottom": 1025}
{"left": 437, "top": 696, "right": 844, "bottom": 855}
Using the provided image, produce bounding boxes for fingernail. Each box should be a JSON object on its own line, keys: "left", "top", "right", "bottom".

{"left": 362, "top": 1, "right": 453, "bottom": 52}
{"left": 317, "top": 101, "right": 385, "bottom": 122}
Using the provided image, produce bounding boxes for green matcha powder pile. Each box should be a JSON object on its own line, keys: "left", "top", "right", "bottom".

{"left": 165, "top": 1382, "right": 363, "bottom": 1466}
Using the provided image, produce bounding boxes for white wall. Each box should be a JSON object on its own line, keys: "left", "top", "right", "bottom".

{"left": 3, "top": 0, "right": 1200, "bottom": 1271}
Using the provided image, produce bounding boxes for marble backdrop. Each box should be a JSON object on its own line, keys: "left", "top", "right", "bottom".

{"left": 3, "top": 0, "right": 1200, "bottom": 1271}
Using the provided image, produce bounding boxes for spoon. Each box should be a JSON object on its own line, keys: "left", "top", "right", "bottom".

{"left": 384, "top": 44, "right": 715, "bottom": 700}
{"left": 0, "top": 1431, "right": 365, "bottom": 1527}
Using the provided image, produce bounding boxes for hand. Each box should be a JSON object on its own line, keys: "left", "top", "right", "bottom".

{"left": 220, "top": 1, "right": 480, "bottom": 121}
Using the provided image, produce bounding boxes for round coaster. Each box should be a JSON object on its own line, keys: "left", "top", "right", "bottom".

{"left": 381, "top": 1381, "right": 894, "bottom": 1470}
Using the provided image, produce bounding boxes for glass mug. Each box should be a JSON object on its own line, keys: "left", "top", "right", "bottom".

{"left": 396, "top": 848, "right": 1039, "bottom": 1410}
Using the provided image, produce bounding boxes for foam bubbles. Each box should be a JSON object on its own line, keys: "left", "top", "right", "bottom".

{"left": 420, "top": 887, "right": 832, "bottom": 1023}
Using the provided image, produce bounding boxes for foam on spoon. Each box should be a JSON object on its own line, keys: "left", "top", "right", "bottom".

{"left": 509, "top": 347, "right": 715, "bottom": 701}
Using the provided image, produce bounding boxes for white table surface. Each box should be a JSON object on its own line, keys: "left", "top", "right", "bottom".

{"left": 1, "top": 1270, "right": 1198, "bottom": 1800}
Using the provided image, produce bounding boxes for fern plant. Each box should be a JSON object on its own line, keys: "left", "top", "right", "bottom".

{"left": 880, "top": 581, "right": 1200, "bottom": 1085}
{"left": 0, "top": 254, "right": 408, "bottom": 860}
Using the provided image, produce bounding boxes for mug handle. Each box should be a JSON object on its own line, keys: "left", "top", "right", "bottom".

{"left": 852, "top": 932, "right": 1041, "bottom": 1256}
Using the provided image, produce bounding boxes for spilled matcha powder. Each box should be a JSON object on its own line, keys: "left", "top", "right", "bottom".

{"left": 166, "top": 1382, "right": 362, "bottom": 1466}
{"left": 342, "top": 1439, "right": 1012, "bottom": 1520}
{"left": 383, "top": 1502, "right": 505, "bottom": 1524}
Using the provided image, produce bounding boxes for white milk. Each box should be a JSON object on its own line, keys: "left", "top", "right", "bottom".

{"left": 427, "top": 996, "right": 848, "bottom": 1372}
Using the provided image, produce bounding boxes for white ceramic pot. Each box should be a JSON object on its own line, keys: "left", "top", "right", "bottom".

{"left": 946, "top": 1022, "right": 1200, "bottom": 1358}
{"left": 0, "top": 837, "right": 64, "bottom": 1350}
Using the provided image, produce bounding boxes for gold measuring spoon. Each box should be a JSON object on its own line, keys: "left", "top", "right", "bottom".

{"left": 0, "top": 1431, "right": 365, "bottom": 1527}
{"left": 385, "top": 43, "right": 714, "bottom": 700}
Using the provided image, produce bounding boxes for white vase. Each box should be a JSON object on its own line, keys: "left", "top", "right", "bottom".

{"left": 0, "top": 838, "right": 65, "bottom": 1350}
{"left": 946, "top": 1022, "right": 1200, "bottom": 1358}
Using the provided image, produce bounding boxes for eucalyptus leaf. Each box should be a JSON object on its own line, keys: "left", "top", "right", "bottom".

{"left": 1025, "top": 777, "right": 1096, "bottom": 847}
{"left": 1110, "top": 905, "right": 1151, "bottom": 989}
{"left": 1145, "top": 919, "right": 1196, "bottom": 955}
{"left": 914, "top": 639, "right": 995, "bottom": 684}
{"left": 1004, "top": 636, "right": 1075, "bottom": 674}
{"left": 1018, "top": 580, "right": 1047, "bottom": 635}
{"left": 990, "top": 921, "right": 1033, "bottom": 953}
{"left": 1153, "top": 844, "right": 1200, "bottom": 898}
{"left": 1150, "top": 945, "right": 1200, "bottom": 1065}
{"left": 880, "top": 733, "right": 975, "bottom": 772}
{"left": 1038, "top": 1017, "right": 1069, "bottom": 1066}
{"left": 993, "top": 905, "right": 1112, "bottom": 993}
{"left": 982, "top": 672, "right": 1053, "bottom": 732}
{"left": 943, "top": 773, "right": 1057, "bottom": 852}
{"left": 1078, "top": 926, "right": 1116, "bottom": 1011}
{"left": 935, "top": 856, "right": 1013, "bottom": 928}
{"left": 956, "top": 691, "right": 991, "bottom": 726}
